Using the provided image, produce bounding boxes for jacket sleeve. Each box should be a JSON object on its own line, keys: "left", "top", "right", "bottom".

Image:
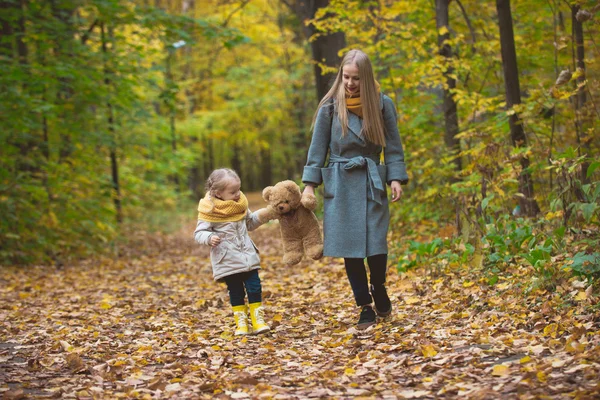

{"left": 246, "top": 209, "right": 265, "bottom": 232}
{"left": 302, "top": 103, "right": 333, "bottom": 187}
{"left": 193, "top": 220, "right": 215, "bottom": 245}
{"left": 382, "top": 95, "right": 409, "bottom": 184}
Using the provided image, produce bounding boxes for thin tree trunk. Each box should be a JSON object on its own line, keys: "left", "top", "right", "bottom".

{"left": 231, "top": 144, "right": 242, "bottom": 176}
{"left": 50, "top": 0, "right": 77, "bottom": 163}
{"left": 436, "top": 0, "right": 462, "bottom": 175}
{"left": 16, "top": 0, "right": 27, "bottom": 65}
{"left": 203, "top": 137, "right": 215, "bottom": 190}
{"left": 101, "top": 22, "right": 122, "bottom": 224}
{"left": 0, "top": 1, "right": 13, "bottom": 58}
{"left": 260, "top": 148, "right": 272, "bottom": 190}
{"left": 571, "top": 5, "right": 590, "bottom": 184}
{"left": 165, "top": 48, "right": 181, "bottom": 189}
{"left": 495, "top": 0, "right": 540, "bottom": 216}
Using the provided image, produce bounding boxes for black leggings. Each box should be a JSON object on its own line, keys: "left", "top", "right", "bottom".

{"left": 344, "top": 254, "right": 387, "bottom": 306}
{"left": 223, "top": 270, "right": 262, "bottom": 307}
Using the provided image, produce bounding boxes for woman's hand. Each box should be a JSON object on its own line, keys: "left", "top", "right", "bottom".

{"left": 303, "top": 184, "right": 315, "bottom": 197}
{"left": 209, "top": 235, "right": 221, "bottom": 247}
{"left": 390, "top": 180, "right": 403, "bottom": 202}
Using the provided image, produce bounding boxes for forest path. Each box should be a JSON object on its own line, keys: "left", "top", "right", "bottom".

{"left": 1, "top": 193, "right": 599, "bottom": 399}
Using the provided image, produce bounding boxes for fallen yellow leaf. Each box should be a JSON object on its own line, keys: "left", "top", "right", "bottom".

{"left": 543, "top": 323, "right": 558, "bottom": 338}
{"left": 420, "top": 344, "right": 438, "bottom": 358}
{"left": 537, "top": 371, "right": 547, "bottom": 382}
{"left": 492, "top": 364, "right": 510, "bottom": 376}
{"left": 574, "top": 291, "right": 587, "bottom": 301}
{"left": 100, "top": 301, "right": 112, "bottom": 310}
{"left": 520, "top": 355, "right": 532, "bottom": 364}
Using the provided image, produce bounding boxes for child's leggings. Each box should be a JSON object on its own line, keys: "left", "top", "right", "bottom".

{"left": 223, "top": 269, "right": 262, "bottom": 307}
{"left": 344, "top": 254, "right": 387, "bottom": 307}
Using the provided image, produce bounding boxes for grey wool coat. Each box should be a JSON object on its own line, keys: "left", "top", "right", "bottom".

{"left": 194, "top": 210, "right": 264, "bottom": 281}
{"left": 302, "top": 93, "right": 409, "bottom": 258}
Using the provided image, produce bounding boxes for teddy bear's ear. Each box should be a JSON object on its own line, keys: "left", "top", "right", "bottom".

{"left": 282, "top": 180, "right": 301, "bottom": 196}
{"left": 262, "top": 186, "right": 273, "bottom": 202}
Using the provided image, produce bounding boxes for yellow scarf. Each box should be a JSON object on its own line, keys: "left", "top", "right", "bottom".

{"left": 197, "top": 192, "right": 248, "bottom": 222}
{"left": 345, "top": 82, "right": 381, "bottom": 118}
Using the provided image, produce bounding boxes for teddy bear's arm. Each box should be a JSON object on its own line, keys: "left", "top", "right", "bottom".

{"left": 248, "top": 206, "right": 278, "bottom": 230}
{"left": 301, "top": 192, "right": 318, "bottom": 211}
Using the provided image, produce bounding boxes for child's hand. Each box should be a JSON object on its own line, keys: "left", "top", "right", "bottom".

{"left": 256, "top": 206, "right": 277, "bottom": 223}
{"left": 209, "top": 235, "right": 221, "bottom": 247}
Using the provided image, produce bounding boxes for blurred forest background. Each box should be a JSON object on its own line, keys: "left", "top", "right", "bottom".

{"left": 1, "top": 0, "right": 599, "bottom": 287}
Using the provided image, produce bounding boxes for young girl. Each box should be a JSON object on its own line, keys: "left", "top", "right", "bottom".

{"left": 194, "top": 168, "right": 273, "bottom": 335}
{"left": 302, "top": 49, "right": 409, "bottom": 330}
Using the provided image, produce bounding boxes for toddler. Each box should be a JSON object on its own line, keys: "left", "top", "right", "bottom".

{"left": 194, "top": 168, "right": 272, "bottom": 335}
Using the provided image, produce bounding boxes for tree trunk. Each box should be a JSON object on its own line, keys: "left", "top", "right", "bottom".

{"left": 285, "top": 0, "right": 346, "bottom": 178}
{"left": 495, "top": 0, "right": 539, "bottom": 216}
{"left": 435, "top": 0, "right": 462, "bottom": 174}
{"left": 571, "top": 5, "right": 590, "bottom": 184}
{"left": 49, "top": 0, "right": 78, "bottom": 163}
{"left": 231, "top": 144, "right": 242, "bottom": 176}
{"left": 0, "top": 1, "right": 12, "bottom": 58}
{"left": 203, "top": 137, "right": 215, "bottom": 191}
{"left": 15, "top": 0, "right": 27, "bottom": 65}
{"left": 101, "top": 22, "right": 122, "bottom": 224}
{"left": 260, "top": 148, "right": 272, "bottom": 190}
{"left": 289, "top": 0, "right": 346, "bottom": 100}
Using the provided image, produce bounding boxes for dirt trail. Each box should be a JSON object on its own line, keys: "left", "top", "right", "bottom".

{"left": 1, "top": 195, "right": 599, "bottom": 398}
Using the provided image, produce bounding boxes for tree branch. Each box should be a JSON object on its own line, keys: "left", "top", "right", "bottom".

{"left": 80, "top": 19, "right": 98, "bottom": 45}
{"left": 454, "top": 0, "right": 476, "bottom": 52}
{"left": 222, "top": 0, "right": 251, "bottom": 27}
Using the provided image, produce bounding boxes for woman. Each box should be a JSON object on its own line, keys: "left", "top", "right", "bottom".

{"left": 302, "top": 49, "right": 409, "bottom": 329}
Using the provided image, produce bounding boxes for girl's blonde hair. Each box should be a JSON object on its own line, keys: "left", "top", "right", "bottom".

{"left": 205, "top": 168, "right": 240, "bottom": 199}
{"left": 312, "top": 49, "right": 386, "bottom": 147}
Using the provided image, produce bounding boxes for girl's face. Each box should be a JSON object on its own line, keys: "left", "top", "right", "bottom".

{"left": 342, "top": 63, "right": 360, "bottom": 94}
{"left": 216, "top": 179, "right": 241, "bottom": 201}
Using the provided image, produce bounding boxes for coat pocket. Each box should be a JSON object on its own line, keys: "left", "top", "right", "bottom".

{"left": 321, "top": 167, "right": 335, "bottom": 199}
{"left": 211, "top": 245, "right": 227, "bottom": 264}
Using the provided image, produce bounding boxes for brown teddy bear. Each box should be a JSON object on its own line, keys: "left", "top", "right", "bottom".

{"left": 262, "top": 180, "right": 323, "bottom": 266}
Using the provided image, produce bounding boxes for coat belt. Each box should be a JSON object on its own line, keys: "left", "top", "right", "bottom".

{"left": 328, "top": 154, "right": 384, "bottom": 205}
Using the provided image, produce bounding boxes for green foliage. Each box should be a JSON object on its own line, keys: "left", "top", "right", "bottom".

{"left": 0, "top": 0, "right": 255, "bottom": 265}
{"left": 396, "top": 237, "right": 474, "bottom": 274}
{"left": 565, "top": 252, "right": 600, "bottom": 283}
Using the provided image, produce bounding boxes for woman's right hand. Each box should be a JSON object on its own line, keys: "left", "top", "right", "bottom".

{"left": 303, "top": 184, "right": 315, "bottom": 197}
{"left": 209, "top": 235, "right": 221, "bottom": 247}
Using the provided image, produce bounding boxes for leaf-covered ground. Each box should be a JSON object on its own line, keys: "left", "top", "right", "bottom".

{"left": 1, "top": 195, "right": 599, "bottom": 399}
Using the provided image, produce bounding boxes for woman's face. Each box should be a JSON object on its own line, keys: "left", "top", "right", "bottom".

{"left": 216, "top": 179, "right": 241, "bottom": 201}
{"left": 342, "top": 63, "right": 360, "bottom": 94}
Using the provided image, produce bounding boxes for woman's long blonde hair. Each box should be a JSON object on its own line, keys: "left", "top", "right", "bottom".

{"left": 312, "top": 49, "right": 386, "bottom": 147}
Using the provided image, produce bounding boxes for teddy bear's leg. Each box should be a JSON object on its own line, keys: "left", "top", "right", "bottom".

{"left": 303, "top": 226, "right": 324, "bottom": 260}
{"left": 282, "top": 237, "right": 304, "bottom": 266}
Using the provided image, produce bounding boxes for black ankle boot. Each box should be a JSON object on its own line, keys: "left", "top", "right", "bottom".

{"left": 357, "top": 305, "right": 376, "bottom": 330}
{"left": 371, "top": 284, "right": 392, "bottom": 317}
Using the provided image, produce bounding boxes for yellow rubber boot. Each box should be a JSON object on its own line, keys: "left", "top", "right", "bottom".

{"left": 232, "top": 305, "right": 251, "bottom": 336}
{"left": 248, "top": 302, "right": 270, "bottom": 334}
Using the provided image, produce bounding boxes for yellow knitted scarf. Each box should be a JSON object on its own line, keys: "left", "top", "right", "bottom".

{"left": 197, "top": 192, "right": 248, "bottom": 222}
{"left": 345, "top": 82, "right": 381, "bottom": 118}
